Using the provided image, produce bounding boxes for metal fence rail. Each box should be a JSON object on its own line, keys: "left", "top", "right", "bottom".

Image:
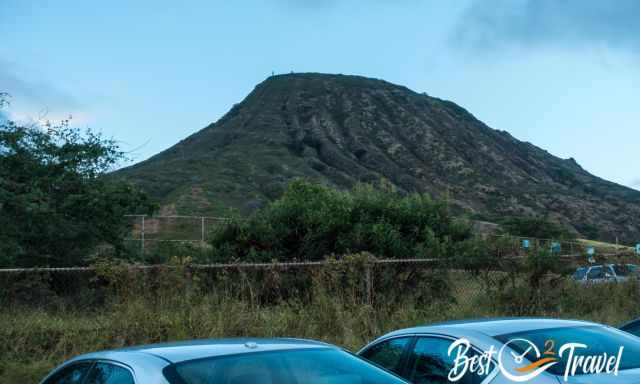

{"left": 0, "top": 258, "right": 444, "bottom": 274}
{"left": 0, "top": 252, "right": 624, "bottom": 274}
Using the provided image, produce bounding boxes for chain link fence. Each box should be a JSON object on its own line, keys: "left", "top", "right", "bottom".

{"left": 123, "top": 215, "right": 232, "bottom": 256}
{"left": 121, "top": 214, "right": 636, "bottom": 259}
{"left": 2, "top": 215, "right": 638, "bottom": 311}
{"left": 2, "top": 253, "right": 638, "bottom": 311}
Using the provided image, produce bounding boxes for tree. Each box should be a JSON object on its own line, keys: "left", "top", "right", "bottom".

{"left": 0, "top": 96, "right": 156, "bottom": 267}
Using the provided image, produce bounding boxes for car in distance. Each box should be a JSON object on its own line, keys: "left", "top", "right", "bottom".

{"left": 572, "top": 264, "right": 636, "bottom": 284}
{"left": 358, "top": 318, "right": 640, "bottom": 383}
{"left": 40, "top": 338, "right": 410, "bottom": 384}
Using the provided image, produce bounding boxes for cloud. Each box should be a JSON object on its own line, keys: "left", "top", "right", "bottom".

{"left": 630, "top": 178, "right": 640, "bottom": 188}
{"left": 0, "top": 59, "right": 83, "bottom": 123}
{"left": 451, "top": 0, "right": 640, "bottom": 55}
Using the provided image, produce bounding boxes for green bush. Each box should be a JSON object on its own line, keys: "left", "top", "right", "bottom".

{"left": 209, "top": 180, "right": 474, "bottom": 262}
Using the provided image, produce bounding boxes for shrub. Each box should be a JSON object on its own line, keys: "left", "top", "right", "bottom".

{"left": 209, "top": 180, "right": 474, "bottom": 262}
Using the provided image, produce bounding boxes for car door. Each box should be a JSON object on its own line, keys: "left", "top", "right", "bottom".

{"left": 42, "top": 362, "right": 94, "bottom": 384}
{"left": 405, "top": 336, "right": 493, "bottom": 384}
{"left": 83, "top": 361, "right": 135, "bottom": 384}
{"left": 359, "top": 336, "right": 413, "bottom": 376}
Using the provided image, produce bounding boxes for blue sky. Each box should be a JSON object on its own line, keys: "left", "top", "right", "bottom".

{"left": 1, "top": 0, "right": 638, "bottom": 189}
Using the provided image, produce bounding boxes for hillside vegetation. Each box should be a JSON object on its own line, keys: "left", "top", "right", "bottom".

{"left": 116, "top": 73, "right": 640, "bottom": 243}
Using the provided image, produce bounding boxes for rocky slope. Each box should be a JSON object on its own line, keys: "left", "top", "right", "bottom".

{"left": 115, "top": 73, "right": 640, "bottom": 243}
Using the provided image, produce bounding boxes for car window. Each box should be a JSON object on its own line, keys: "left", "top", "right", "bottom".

{"left": 495, "top": 325, "right": 640, "bottom": 376}
{"left": 623, "top": 322, "right": 640, "bottom": 337}
{"left": 84, "top": 363, "right": 135, "bottom": 384}
{"left": 360, "top": 337, "right": 412, "bottom": 374}
{"left": 165, "top": 348, "right": 408, "bottom": 384}
{"left": 587, "top": 266, "right": 604, "bottom": 279}
{"left": 43, "top": 362, "right": 93, "bottom": 384}
{"left": 408, "top": 337, "right": 491, "bottom": 384}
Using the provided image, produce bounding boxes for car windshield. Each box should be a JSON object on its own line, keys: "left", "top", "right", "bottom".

{"left": 163, "top": 348, "right": 408, "bottom": 384}
{"left": 495, "top": 326, "right": 640, "bottom": 376}
{"left": 586, "top": 266, "right": 605, "bottom": 279}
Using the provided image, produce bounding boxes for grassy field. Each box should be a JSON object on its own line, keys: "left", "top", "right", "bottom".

{"left": 577, "top": 238, "right": 634, "bottom": 253}
{"left": 2, "top": 263, "right": 640, "bottom": 384}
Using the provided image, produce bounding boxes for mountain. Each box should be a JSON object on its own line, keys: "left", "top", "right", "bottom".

{"left": 115, "top": 73, "right": 640, "bottom": 243}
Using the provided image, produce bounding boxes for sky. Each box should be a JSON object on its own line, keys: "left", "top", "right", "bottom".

{"left": 1, "top": 0, "right": 638, "bottom": 189}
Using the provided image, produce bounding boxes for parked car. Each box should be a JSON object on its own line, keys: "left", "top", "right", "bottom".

{"left": 572, "top": 264, "right": 635, "bottom": 284}
{"left": 40, "top": 338, "right": 410, "bottom": 384}
{"left": 624, "top": 264, "right": 639, "bottom": 278}
{"left": 358, "top": 318, "right": 640, "bottom": 383}
{"left": 620, "top": 318, "right": 640, "bottom": 337}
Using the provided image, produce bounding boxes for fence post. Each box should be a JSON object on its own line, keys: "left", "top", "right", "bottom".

{"left": 141, "top": 215, "right": 145, "bottom": 257}
{"left": 201, "top": 217, "right": 205, "bottom": 243}
{"left": 365, "top": 264, "right": 373, "bottom": 306}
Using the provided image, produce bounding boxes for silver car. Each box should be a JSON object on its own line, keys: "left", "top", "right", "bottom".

{"left": 358, "top": 318, "right": 640, "bottom": 383}
{"left": 572, "top": 264, "right": 635, "bottom": 284}
{"left": 40, "top": 338, "right": 410, "bottom": 384}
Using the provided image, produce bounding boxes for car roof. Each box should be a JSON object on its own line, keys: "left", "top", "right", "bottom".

{"left": 379, "top": 317, "right": 598, "bottom": 339}
{"left": 73, "top": 338, "right": 334, "bottom": 364}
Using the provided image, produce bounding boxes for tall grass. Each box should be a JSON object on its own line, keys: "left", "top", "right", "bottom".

{"left": 2, "top": 257, "right": 640, "bottom": 384}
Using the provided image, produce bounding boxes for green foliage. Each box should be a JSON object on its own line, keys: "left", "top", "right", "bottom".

{"left": 209, "top": 180, "right": 474, "bottom": 262}
{"left": 499, "top": 216, "right": 574, "bottom": 240}
{"left": 0, "top": 104, "right": 156, "bottom": 267}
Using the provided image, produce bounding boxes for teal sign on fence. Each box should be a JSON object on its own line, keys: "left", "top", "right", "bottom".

{"left": 551, "top": 242, "right": 561, "bottom": 254}
{"left": 587, "top": 246, "right": 595, "bottom": 256}
{"left": 522, "top": 239, "right": 530, "bottom": 249}
{"left": 636, "top": 243, "right": 640, "bottom": 255}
